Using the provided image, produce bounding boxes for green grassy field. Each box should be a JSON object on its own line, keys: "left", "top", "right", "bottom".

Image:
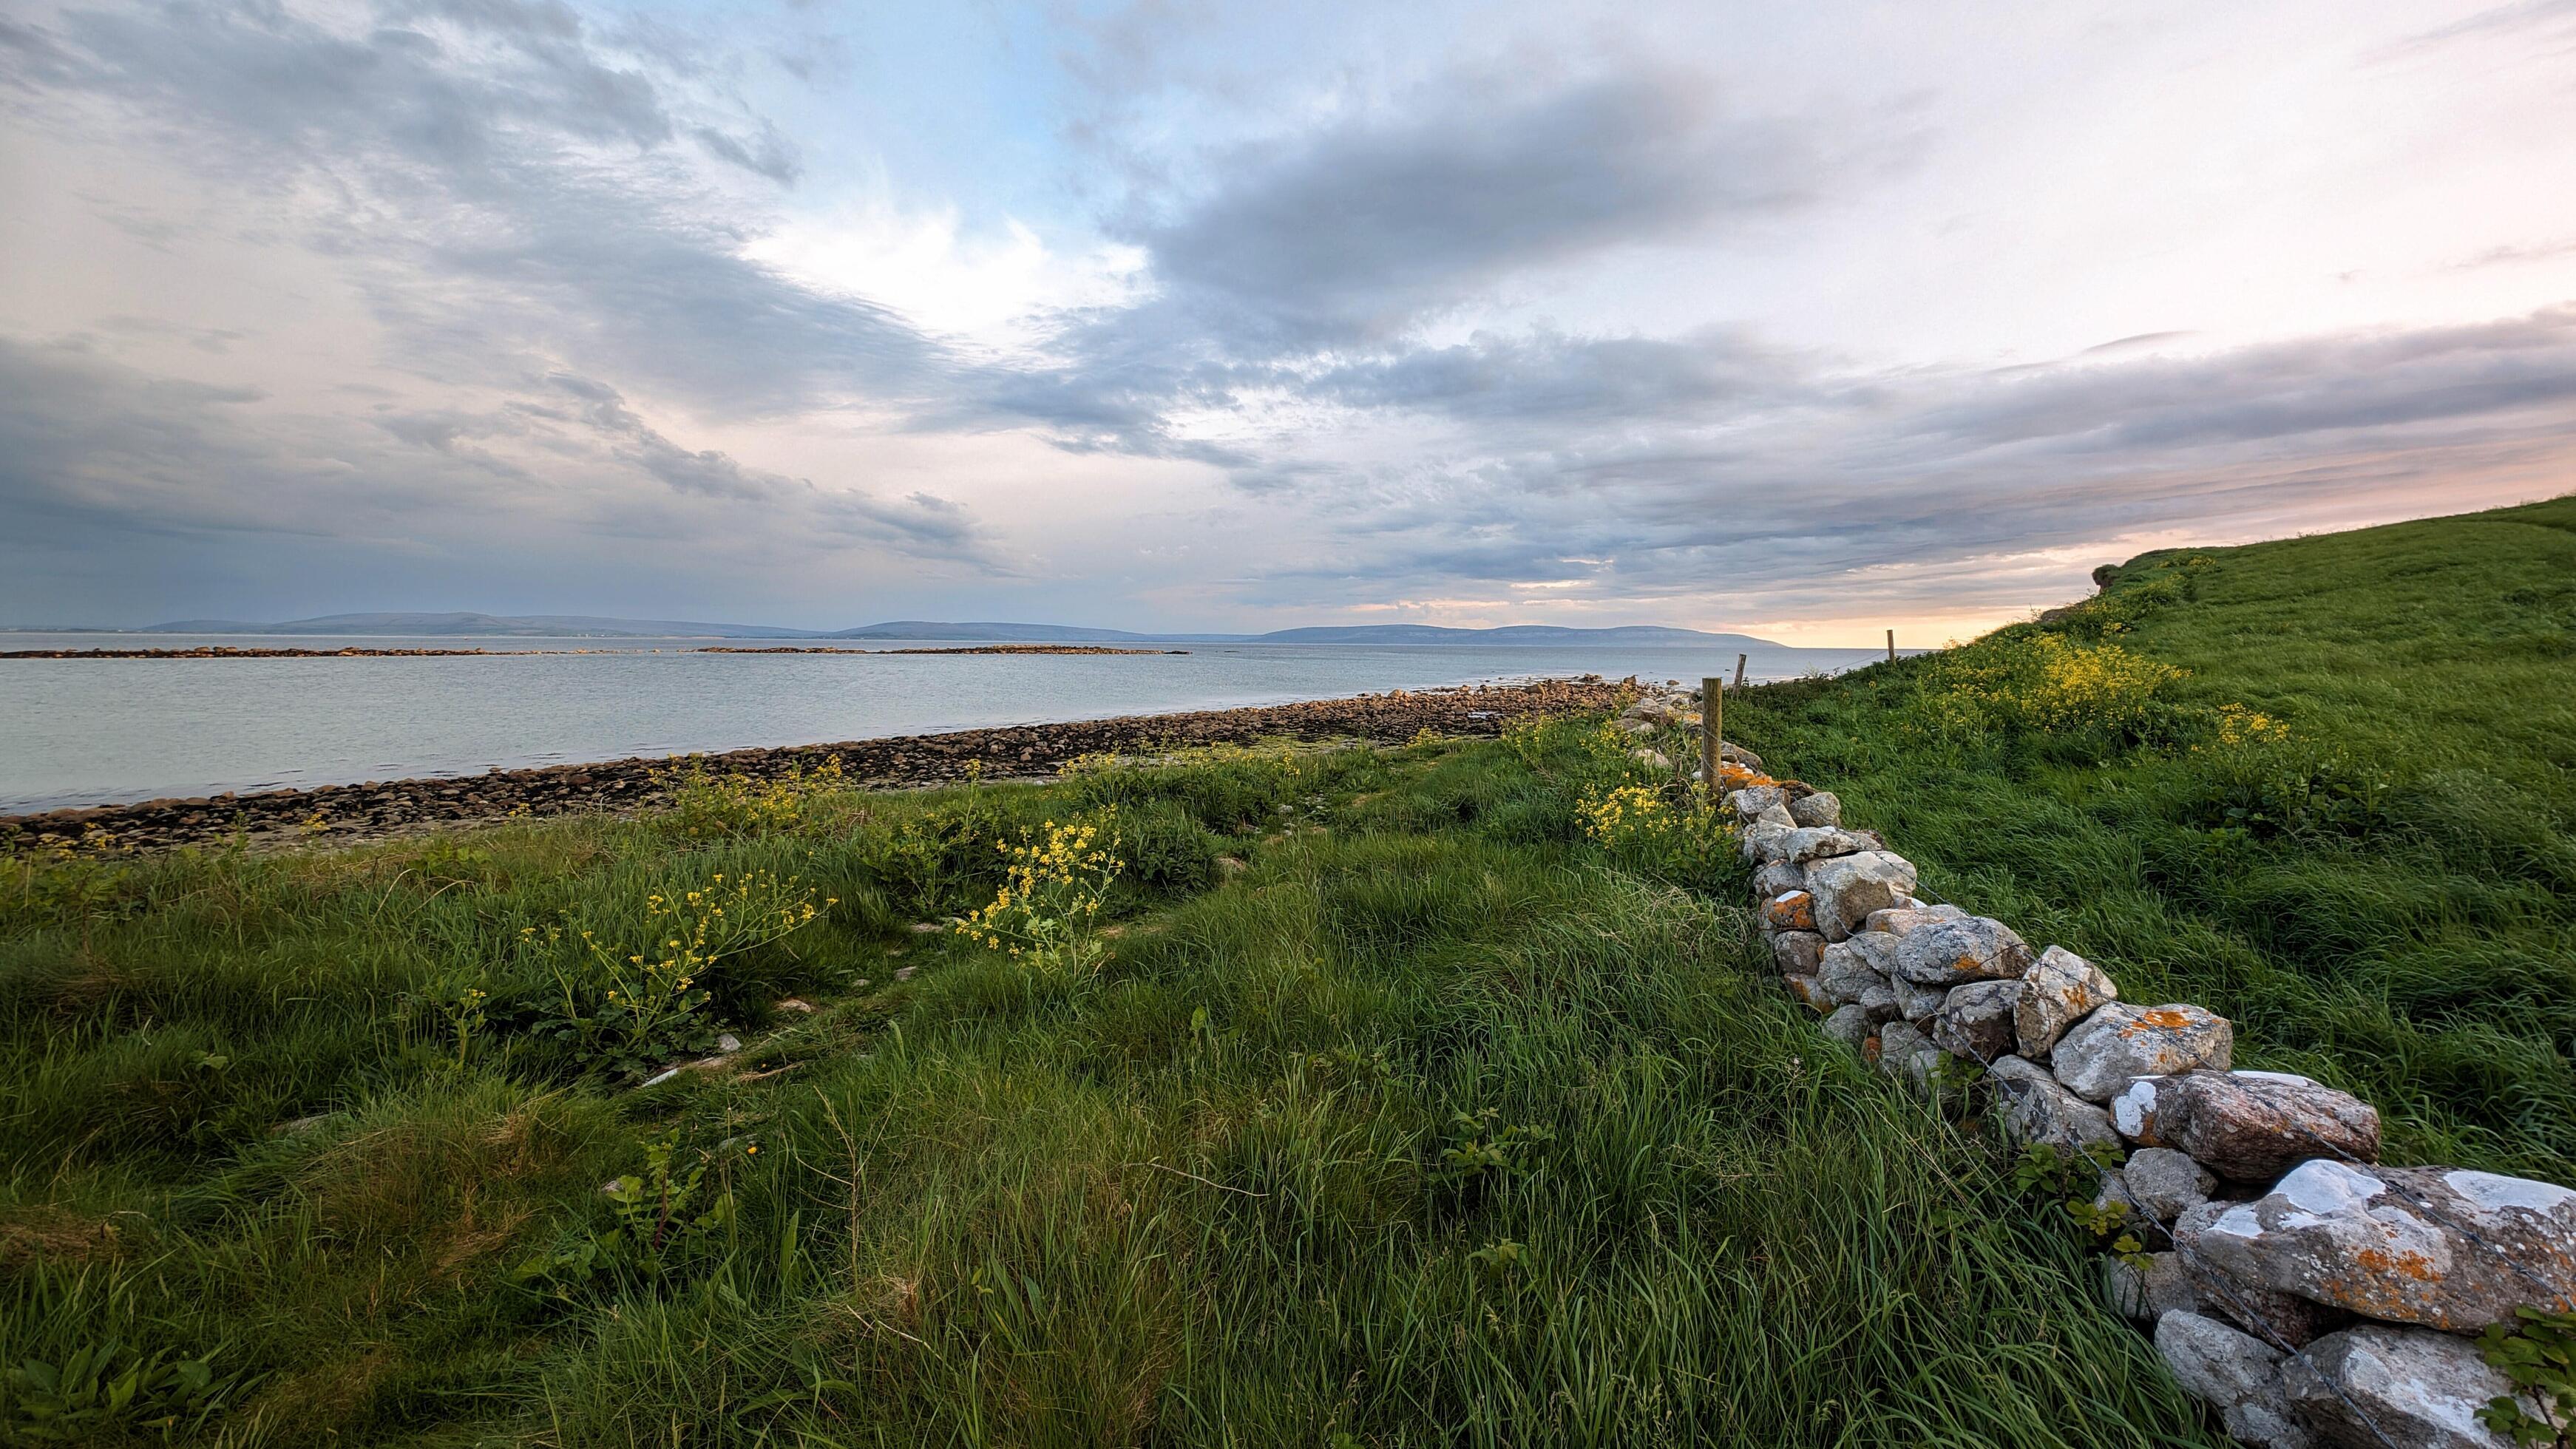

{"left": 1726, "top": 494, "right": 2576, "bottom": 1183}
{"left": 3, "top": 496, "right": 2567, "bottom": 1445}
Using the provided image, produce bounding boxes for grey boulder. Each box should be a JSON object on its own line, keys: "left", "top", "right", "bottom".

{"left": 1928, "top": 980, "right": 2023, "bottom": 1062}
{"left": 2112, "top": 1070, "right": 2380, "bottom": 1182}
{"left": 1988, "top": 1054, "right": 2122, "bottom": 1156}
{"left": 2123, "top": 1146, "right": 2218, "bottom": 1224}
{"left": 2280, "top": 1324, "right": 2517, "bottom": 1449}
{"left": 2015, "top": 945, "right": 2118, "bottom": 1059}
{"left": 1822, "top": 1004, "right": 1877, "bottom": 1050}
{"left": 2050, "top": 1004, "right": 2233, "bottom": 1103}
{"left": 1752, "top": 858, "right": 1807, "bottom": 900}
{"left": 2154, "top": 1311, "right": 2316, "bottom": 1449}
{"left": 2176, "top": 1161, "right": 2576, "bottom": 1334}
{"left": 1861, "top": 903, "right": 1969, "bottom": 937}
{"left": 1891, "top": 916, "right": 2034, "bottom": 985}
{"left": 1803, "top": 851, "right": 1919, "bottom": 941}
{"left": 1770, "top": 930, "right": 1826, "bottom": 977}
{"left": 1787, "top": 791, "right": 1843, "bottom": 827}
{"left": 1892, "top": 974, "right": 1950, "bottom": 1022}
{"left": 1725, "top": 785, "right": 1787, "bottom": 821}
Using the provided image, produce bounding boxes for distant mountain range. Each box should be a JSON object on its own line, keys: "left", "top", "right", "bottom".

{"left": 44, "top": 612, "right": 1783, "bottom": 649}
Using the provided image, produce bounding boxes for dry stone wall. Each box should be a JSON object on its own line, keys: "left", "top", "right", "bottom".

{"left": 1688, "top": 704, "right": 2576, "bottom": 1449}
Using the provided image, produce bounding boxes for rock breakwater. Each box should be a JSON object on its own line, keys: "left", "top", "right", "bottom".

{"left": 1, "top": 678, "right": 1621, "bottom": 852}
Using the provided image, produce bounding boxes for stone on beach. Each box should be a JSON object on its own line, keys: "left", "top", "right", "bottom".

{"left": 2050, "top": 1003, "right": 2233, "bottom": 1103}
{"left": 2015, "top": 945, "right": 2118, "bottom": 1060}
{"left": 1891, "top": 915, "right": 2033, "bottom": 985}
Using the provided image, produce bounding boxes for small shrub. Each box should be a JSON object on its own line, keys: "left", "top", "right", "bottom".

{"left": 652, "top": 755, "right": 848, "bottom": 838}
{"left": 955, "top": 813, "right": 1126, "bottom": 982}
{"left": 529, "top": 871, "right": 833, "bottom": 1079}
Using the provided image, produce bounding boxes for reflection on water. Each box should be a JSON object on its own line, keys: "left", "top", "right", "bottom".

{"left": 0, "top": 634, "right": 1894, "bottom": 812}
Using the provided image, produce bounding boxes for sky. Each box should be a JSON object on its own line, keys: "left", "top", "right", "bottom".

{"left": 3, "top": 1, "right": 2574, "bottom": 643}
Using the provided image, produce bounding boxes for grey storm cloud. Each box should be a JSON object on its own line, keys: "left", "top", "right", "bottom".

{"left": 11, "top": 1, "right": 938, "bottom": 415}
{"left": 1128, "top": 69, "right": 1823, "bottom": 346}
{"left": 4, "top": 0, "right": 2573, "bottom": 629}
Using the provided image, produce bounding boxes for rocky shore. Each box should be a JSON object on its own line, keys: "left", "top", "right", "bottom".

{"left": 1, "top": 678, "right": 1624, "bottom": 853}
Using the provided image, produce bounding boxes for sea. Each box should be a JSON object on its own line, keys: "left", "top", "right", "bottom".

{"left": 0, "top": 634, "right": 1894, "bottom": 814}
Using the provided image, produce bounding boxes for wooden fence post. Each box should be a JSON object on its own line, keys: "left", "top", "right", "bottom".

{"left": 1886, "top": 629, "right": 1897, "bottom": 664}
{"left": 1733, "top": 652, "right": 1748, "bottom": 689}
{"left": 1701, "top": 676, "right": 1723, "bottom": 789}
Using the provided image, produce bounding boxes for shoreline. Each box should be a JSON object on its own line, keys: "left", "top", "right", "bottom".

{"left": 1, "top": 678, "right": 1627, "bottom": 852}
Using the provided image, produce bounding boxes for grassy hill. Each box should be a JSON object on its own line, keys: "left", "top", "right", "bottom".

{"left": 1727, "top": 495, "right": 2576, "bottom": 1181}
{"left": 1, "top": 495, "right": 2566, "bottom": 1445}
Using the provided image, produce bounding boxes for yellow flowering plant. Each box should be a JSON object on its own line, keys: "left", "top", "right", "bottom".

{"left": 532, "top": 869, "right": 834, "bottom": 1079}
{"left": 1576, "top": 781, "right": 1734, "bottom": 889}
{"left": 954, "top": 812, "right": 1125, "bottom": 982}
{"left": 651, "top": 755, "right": 848, "bottom": 838}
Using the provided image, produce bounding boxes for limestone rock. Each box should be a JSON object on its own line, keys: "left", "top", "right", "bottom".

{"left": 1929, "top": 980, "right": 2023, "bottom": 1062}
{"left": 2095, "top": 1169, "right": 2175, "bottom": 1250}
{"left": 1752, "top": 858, "right": 1806, "bottom": 900}
{"left": 1761, "top": 890, "right": 1817, "bottom": 933}
{"left": 1862, "top": 903, "right": 1969, "bottom": 937}
{"left": 2107, "top": 1252, "right": 2207, "bottom": 1322}
{"left": 1876, "top": 1022, "right": 1931, "bottom": 1082}
{"left": 2112, "top": 1070, "right": 2380, "bottom": 1182}
{"left": 2177, "top": 1161, "right": 2576, "bottom": 1334}
{"left": 2154, "top": 1311, "right": 2316, "bottom": 1449}
{"left": 1787, "top": 792, "right": 1842, "bottom": 827}
{"left": 2280, "top": 1324, "right": 2517, "bottom": 1449}
{"left": 1803, "top": 851, "right": 1919, "bottom": 941}
{"left": 1770, "top": 930, "right": 1826, "bottom": 977}
{"left": 2123, "top": 1147, "right": 2218, "bottom": 1224}
{"left": 1988, "top": 1054, "right": 2122, "bottom": 1156}
{"left": 1719, "top": 742, "right": 1764, "bottom": 771}
{"left": 1817, "top": 942, "right": 1902, "bottom": 1022}
{"left": 1772, "top": 826, "right": 1868, "bottom": 865}
{"left": 2052, "top": 1005, "right": 2233, "bottom": 1103}
{"left": 1893, "top": 975, "right": 1950, "bottom": 1022}
{"left": 1891, "top": 916, "right": 2033, "bottom": 985}
{"left": 2015, "top": 946, "right": 2118, "bottom": 1060}
{"left": 1725, "top": 785, "right": 1787, "bottom": 820}
{"left": 1783, "top": 976, "right": 1831, "bottom": 1013}
{"left": 1823, "top": 1004, "right": 1876, "bottom": 1050}
{"left": 1629, "top": 747, "right": 1672, "bottom": 770}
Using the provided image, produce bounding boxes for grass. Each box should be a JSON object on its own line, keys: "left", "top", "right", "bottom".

{"left": 0, "top": 736, "right": 2214, "bottom": 1445}
{"left": 4, "top": 494, "right": 2565, "bottom": 1445}
{"left": 1725, "top": 494, "right": 2576, "bottom": 1181}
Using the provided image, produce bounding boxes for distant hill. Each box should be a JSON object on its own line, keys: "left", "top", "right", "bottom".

{"left": 825, "top": 620, "right": 1244, "bottom": 642}
{"left": 140, "top": 613, "right": 817, "bottom": 639}
{"left": 118, "top": 613, "right": 1783, "bottom": 647}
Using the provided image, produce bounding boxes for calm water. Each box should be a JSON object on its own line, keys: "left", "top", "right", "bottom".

{"left": 0, "top": 634, "right": 1891, "bottom": 812}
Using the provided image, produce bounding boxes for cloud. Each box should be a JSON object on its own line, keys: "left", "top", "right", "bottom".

{"left": 1128, "top": 69, "right": 1827, "bottom": 346}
